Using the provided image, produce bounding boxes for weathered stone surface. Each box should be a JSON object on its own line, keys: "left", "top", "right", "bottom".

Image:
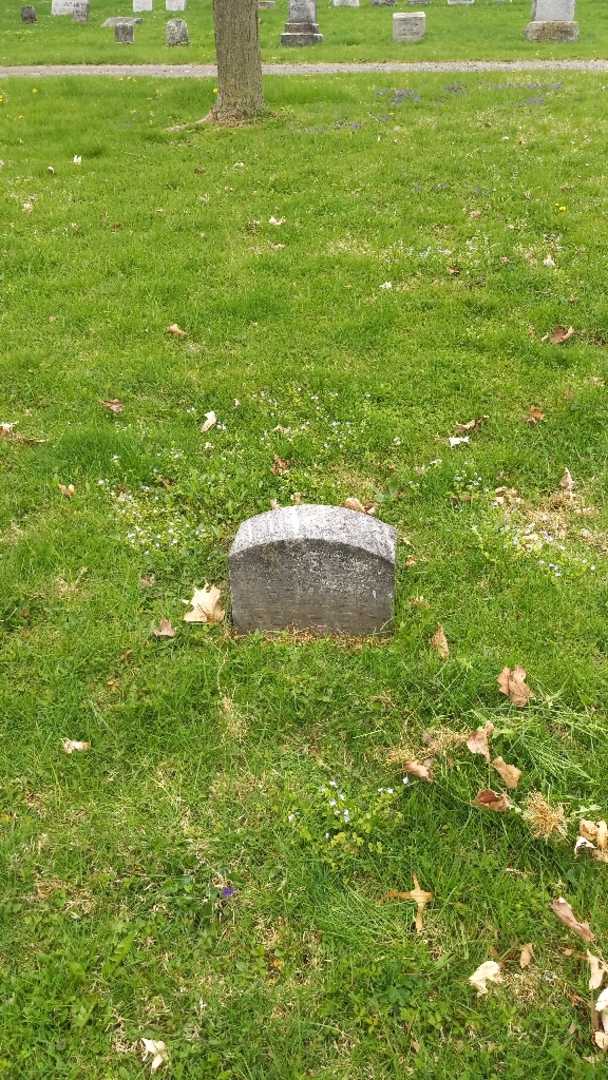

{"left": 372, "top": 0, "right": 397, "bottom": 6}
{"left": 165, "top": 17, "right": 188, "bottom": 43}
{"left": 72, "top": 0, "right": 90, "bottom": 21}
{"left": 21, "top": 5, "right": 37, "bottom": 21}
{"left": 115, "top": 20, "right": 135, "bottom": 41}
{"left": 524, "top": 18, "right": 578, "bottom": 38}
{"left": 393, "top": 11, "right": 426, "bottom": 39}
{"left": 51, "top": 0, "right": 75, "bottom": 13}
{"left": 133, "top": 0, "right": 153, "bottom": 11}
{"left": 532, "top": 0, "right": 574, "bottom": 20}
{"left": 281, "top": 0, "right": 323, "bottom": 45}
{"left": 103, "top": 15, "right": 143, "bottom": 25}
{"left": 166, "top": 0, "right": 186, "bottom": 9}
{"left": 230, "top": 504, "right": 396, "bottom": 636}
{"left": 333, "top": 0, "right": 360, "bottom": 6}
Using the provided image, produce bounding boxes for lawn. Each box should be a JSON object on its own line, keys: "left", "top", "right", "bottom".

{"left": 2, "top": 0, "right": 608, "bottom": 65}
{"left": 2, "top": 71, "right": 608, "bottom": 1077}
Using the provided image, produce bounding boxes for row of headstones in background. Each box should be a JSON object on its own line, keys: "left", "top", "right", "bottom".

{"left": 112, "top": 17, "right": 188, "bottom": 42}
{"left": 49, "top": 0, "right": 186, "bottom": 11}
{"left": 132, "top": 0, "right": 186, "bottom": 11}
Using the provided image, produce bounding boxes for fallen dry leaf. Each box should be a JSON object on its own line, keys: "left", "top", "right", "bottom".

{"left": 431, "top": 625, "right": 449, "bottom": 660}
{"left": 166, "top": 323, "right": 187, "bottom": 338}
{"left": 403, "top": 760, "right": 433, "bottom": 783}
{"left": 152, "top": 618, "right": 176, "bottom": 639}
{"left": 0, "top": 422, "right": 46, "bottom": 446}
{"left": 551, "top": 897, "right": 595, "bottom": 943}
{"left": 382, "top": 875, "right": 432, "bottom": 933}
{"left": 466, "top": 722, "right": 494, "bottom": 762}
{"left": 58, "top": 483, "right": 76, "bottom": 498}
{"left": 270, "top": 499, "right": 281, "bottom": 510}
{"left": 473, "top": 788, "right": 512, "bottom": 812}
{"left": 492, "top": 756, "right": 522, "bottom": 790}
{"left": 271, "top": 455, "right": 289, "bottom": 476}
{"left": 62, "top": 739, "right": 90, "bottom": 754}
{"left": 343, "top": 497, "right": 376, "bottom": 515}
{"left": 560, "top": 468, "right": 575, "bottom": 495}
{"left": 497, "top": 666, "right": 533, "bottom": 708}
{"left": 526, "top": 406, "right": 545, "bottom": 425}
{"left": 596, "top": 987, "right": 608, "bottom": 1050}
{"left": 577, "top": 820, "right": 608, "bottom": 863}
{"left": 548, "top": 325, "right": 575, "bottom": 345}
{"left": 519, "top": 943, "right": 534, "bottom": 969}
{"left": 448, "top": 435, "right": 470, "bottom": 448}
{"left": 100, "top": 398, "right": 124, "bottom": 414}
{"left": 200, "top": 410, "right": 217, "bottom": 433}
{"left": 469, "top": 960, "right": 502, "bottom": 997}
{"left": 183, "top": 584, "right": 225, "bottom": 625}
{"left": 454, "top": 416, "right": 488, "bottom": 435}
{"left": 141, "top": 1039, "right": 168, "bottom": 1073}
{"left": 588, "top": 952, "right": 608, "bottom": 991}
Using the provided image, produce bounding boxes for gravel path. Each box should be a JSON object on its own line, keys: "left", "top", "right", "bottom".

{"left": 0, "top": 59, "right": 607, "bottom": 77}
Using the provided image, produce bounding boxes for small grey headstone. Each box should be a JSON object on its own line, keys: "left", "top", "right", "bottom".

{"left": 393, "top": 11, "right": 426, "bottom": 38}
{"left": 281, "top": 0, "right": 323, "bottom": 45}
{"left": 372, "top": 0, "right": 397, "bottom": 6}
{"left": 21, "top": 5, "right": 37, "bottom": 21}
{"left": 333, "top": 0, "right": 360, "bottom": 6}
{"left": 133, "top": 0, "right": 153, "bottom": 10}
{"left": 115, "top": 20, "right": 135, "bottom": 41}
{"left": 166, "top": 17, "right": 188, "bottom": 43}
{"left": 51, "top": 0, "right": 75, "bottom": 12}
{"left": 166, "top": 0, "right": 186, "bottom": 9}
{"left": 229, "top": 504, "right": 396, "bottom": 636}
{"left": 103, "top": 15, "right": 143, "bottom": 25}
{"left": 72, "top": 0, "right": 89, "bottom": 21}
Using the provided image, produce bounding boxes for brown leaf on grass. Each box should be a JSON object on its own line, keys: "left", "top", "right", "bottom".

{"left": 166, "top": 323, "right": 187, "bottom": 338}
{"left": 140, "top": 1038, "right": 168, "bottom": 1073}
{"left": 524, "top": 792, "right": 567, "bottom": 839}
{"left": 473, "top": 788, "right": 512, "bottom": 812}
{"left": 343, "top": 497, "right": 376, "bottom": 515}
{"left": 271, "top": 455, "right": 289, "bottom": 476}
{"left": 497, "top": 666, "right": 533, "bottom": 708}
{"left": 469, "top": 960, "right": 502, "bottom": 997}
{"left": 431, "top": 625, "right": 449, "bottom": 660}
{"left": 454, "top": 416, "right": 488, "bottom": 435}
{"left": 184, "top": 584, "right": 225, "bottom": 625}
{"left": 403, "top": 760, "right": 433, "bottom": 783}
{"left": 560, "top": 468, "right": 575, "bottom": 495}
{"left": 466, "top": 722, "right": 494, "bottom": 762}
{"left": 100, "top": 399, "right": 124, "bottom": 414}
{"left": 62, "top": 739, "right": 90, "bottom": 754}
{"left": 580, "top": 820, "right": 608, "bottom": 851}
{"left": 551, "top": 897, "right": 595, "bottom": 943}
{"left": 152, "top": 618, "right": 176, "bottom": 639}
{"left": 587, "top": 952, "right": 608, "bottom": 991}
{"left": 519, "top": 943, "right": 534, "bottom": 969}
{"left": 383, "top": 875, "right": 433, "bottom": 933}
{"left": 0, "top": 422, "right": 46, "bottom": 446}
{"left": 526, "top": 407, "right": 545, "bottom": 425}
{"left": 58, "top": 483, "right": 76, "bottom": 498}
{"left": 548, "top": 325, "right": 575, "bottom": 345}
{"left": 200, "top": 410, "right": 217, "bottom": 433}
{"left": 492, "top": 756, "right": 522, "bottom": 790}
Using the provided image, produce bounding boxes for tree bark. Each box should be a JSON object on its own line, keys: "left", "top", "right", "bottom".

{"left": 211, "top": 0, "right": 265, "bottom": 124}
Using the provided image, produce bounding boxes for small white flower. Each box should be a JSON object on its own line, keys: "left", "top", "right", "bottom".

{"left": 268, "top": 216, "right": 285, "bottom": 226}
{"left": 448, "top": 436, "right": 470, "bottom": 448}
{"left": 379, "top": 281, "right": 393, "bottom": 290}
{"left": 72, "top": 154, "right": 82, "bottom": 165}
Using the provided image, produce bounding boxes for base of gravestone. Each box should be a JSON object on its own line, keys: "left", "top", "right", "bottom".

{"left": 524, "top": 19, "right": 579, "bottom": 39}
{"left": 281, "top": 21, "right": 323, "bottom": 44}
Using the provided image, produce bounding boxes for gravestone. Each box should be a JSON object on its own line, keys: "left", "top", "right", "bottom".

{"left": 166, "top": 0, "right": 186, "bottom": 9}
{"left": 447, "top": 0, "right": 475, "bottom": 5}
{"left": 281, "top": 0, "right": 323, "bottom": 45}
{"left": 133, "top": 0, "right": 153, "bottom": 11}
{"left": 333, "top": 0, "right": 360, "bottom": 6}
{"left": 525, "top": 0, "right": 578, "bottom": 38}
{"left": 51, "top": 0, "right": 75, "bottom": 13}
{"left": 72, "top": 0, "right": 89, "bottom": 21}
{"left": 21, "top": 5, "right": 37, "bottom": 21}
{"left": 166, "top": 17, "right": 188, "bottom": 43}
{"left": 393, "top": 11, "right": 426, "bottom": 38}
{"left": 103, "top": 15, "right": 143, "bottom": 25}
{"left": 229, "top": 504, "right": 396, "bottom": 636}
{"left": 258, "top": 0, "right": 276, "bottom": 7}
{"left": 372, "top": 0, "right": 397, "bottom": 5}
{"left": 115, "top": 20, "right": 135, "bottom": 41}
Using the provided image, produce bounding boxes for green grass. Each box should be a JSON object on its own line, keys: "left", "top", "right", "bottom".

{"left": 2, "top": 72, "right": 608, "bottom": 1077}
{"left": 2, "top": 0, "right": 608, "bottom": 65}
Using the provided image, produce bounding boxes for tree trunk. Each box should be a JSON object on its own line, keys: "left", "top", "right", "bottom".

{"left": 212, "top": 0, "right": 265, "bottom": 124}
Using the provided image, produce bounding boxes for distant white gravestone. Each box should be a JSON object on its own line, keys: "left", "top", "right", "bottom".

{"left": 333, "top": 0, "right": 360, "bottom": 6}
{"left": 133, "top": 0, "right": 153, "bottom": 12}
{"left": 51, "top": 0, "right": 75, "bottom": 12}
{"left": 166, "top": 0, "right": 186, "bottom": 9}
{"left": 230, "top": 504, "right": 396, "bottom": 636}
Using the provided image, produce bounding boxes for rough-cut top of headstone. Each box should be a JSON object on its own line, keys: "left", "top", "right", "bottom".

{"left": 102, "top": 14, "right": 143, "bottom": 24}
{"left": 21, "top": 5, "right": 38, "bottom": 21}
{"left": 230, "top": 504, "right": 396, "bottom": 636}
